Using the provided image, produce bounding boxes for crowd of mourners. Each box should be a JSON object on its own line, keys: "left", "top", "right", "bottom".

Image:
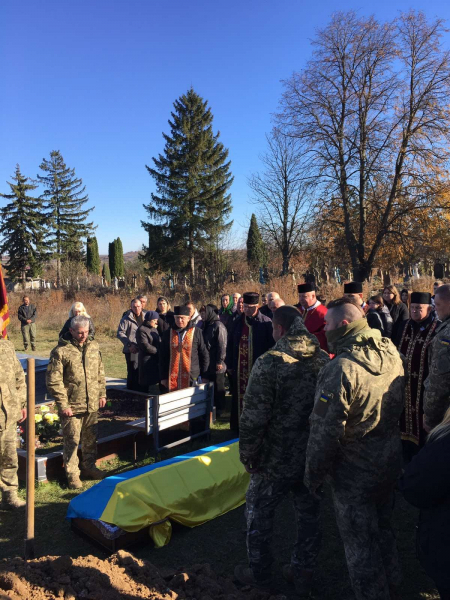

{"left": 2, "top": 279, "right": 449, "bottom": 600}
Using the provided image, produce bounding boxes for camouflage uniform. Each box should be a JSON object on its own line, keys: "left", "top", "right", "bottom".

{"left": 0, "top": 339, "right": 26, "bottom": 493}
{"left": 239, "top": 316, "right": 330, "bottom": 583}
{"left": 423, "top": 315, "right": 450, "bottom": 429}
{"left": 46, "top": 335, "right": 106, "bottom": 477}
{"left": 305, "top": 319, "right": 405, "bottom": 600}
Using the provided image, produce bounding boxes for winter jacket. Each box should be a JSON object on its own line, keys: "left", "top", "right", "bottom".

{"left": 117, "top": 310, "right": 141, "bottom": 354}
{"left": 385, "top": 301, "right": 409, "bottom": 341}
{"left": 18, "top": 304, "right": 37, "bottom": 325}
{"left": 0, "top": 339, "right": 26, "bottom": 425}
{"left": 136, "top": 321, "right": 161, "bottom": 388}
{"left": 46, "top": 335, "right": 106, "bottom": 414}
{"left": 424, "top": 315, "right": 450, "bottom": 428}
{"left": 366, "top": 306, "right": 393, "bottom": 338}
{"left": 226, "top": 310, "right": 275, "bottom": 373}
{"left": 399, "top": 432, "right": 450, "bottom": 590}
{"left": 305, "top": 319, "right": 405, "bottom": 502}
{"left": 259, "top": 304, "right": 273, "bottom": 320}
{"left": 240, "top": 316, "right": 330, "bottom": 480}
{"left": 154, "top": 310, "right": 175, "bottom": 337}
{"left": 159, "top": 321, "right": 210, "bottom": 384}
{"left": 59, "top": 317, "right": 95, "bottom": 340}
{"left": 201, "top": 306, "right": 228, "bottom": 381}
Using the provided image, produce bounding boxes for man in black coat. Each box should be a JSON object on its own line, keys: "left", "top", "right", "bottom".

{"left": 200, "top": 304, "right": 227, "bottom": 416}
{"left": 160, "top": 305, "right": 209, "bottom": 392}
{"left": 17, "top": 296, "right": 37, "bottom": 351}
{"left": 226, "top": 292, "right": 274, "bottom": 431}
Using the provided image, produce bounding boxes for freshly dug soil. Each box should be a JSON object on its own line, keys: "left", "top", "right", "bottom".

{"left": 0, "top": 550, "right": 286, "bottom": 600}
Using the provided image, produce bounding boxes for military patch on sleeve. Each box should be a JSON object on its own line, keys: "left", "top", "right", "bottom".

{"left": 313, "top": 392, "right": 332, "bottom": 417}
{"left": 440, "top": 339, "right": 450, "bottom": 347}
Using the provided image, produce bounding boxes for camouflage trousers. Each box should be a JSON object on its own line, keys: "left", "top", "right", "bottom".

{"left": 61, "top": 412, "right": 98, "bottom": 476}
{"left": 333, "top": 489, "right": 402, "bottom": 600}
{"left": 0, "top": 410, "right": 19, "bottom": 492}
{"left": 21, "top": 323, "right": 36, "bottom": 349}
{"left": 246, "top": 474, "right": 321, "bottom": 581}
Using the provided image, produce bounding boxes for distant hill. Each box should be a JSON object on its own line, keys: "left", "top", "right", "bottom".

{"left": 99, "top": 251, "right": 141, "bottom": 263}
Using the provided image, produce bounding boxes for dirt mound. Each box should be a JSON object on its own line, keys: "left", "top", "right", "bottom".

{"left": 0, "top": 550, "right": 286, "bottom": 600}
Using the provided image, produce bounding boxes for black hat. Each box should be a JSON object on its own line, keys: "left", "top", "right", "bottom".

{"left": 344, "top": 282, "right": 363, "bottom": 294}
{"left": 411, "top": 292, "right": 432, "bottom": 305}
{"left": 174, "top": 305, "right": 191, "bottom": 316}
{"left": 297, "top": 283, "right": 315, "bottom": 293}
{"left": 243, "top": 292, "right": 260, "bottom": 305}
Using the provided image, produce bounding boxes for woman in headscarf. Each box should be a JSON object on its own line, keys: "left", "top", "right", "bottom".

{"left": 59, "top": 302, "right": 95, "bottom": 339}
{"left": 200, "top": 304, "right": 227, "bottom": 416}
{"left": 219, "top": 293, "right": 234, "bottom": 333}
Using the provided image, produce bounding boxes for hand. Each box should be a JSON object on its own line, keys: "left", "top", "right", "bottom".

{"left": 130, "top": 344, "right": 138, "bottom": 354}
{"left": 161, "top": 379, "right": 168, "bottom": 389}
{"left": 216, "top": 364, "right": 223, "bottom": 372}
{"left": 62, "top": 408, "right": 73, "bottom": 417}
{"left": 18, "top": 408, "right": 27, "bottom": 423}
{"left": 27, "top": 319, "right": 32, "bottom": 324}
{"left": 99, "top": 397, "right": 106, "bottom": 409}
{"left": 245, "top": 464, "right": 260, "bottom": 474}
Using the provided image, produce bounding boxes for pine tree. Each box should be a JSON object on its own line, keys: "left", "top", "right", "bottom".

{"left": 115, "top": 237, "right": 124, "bottom": 277}
{"left": 102, "top": 262, "right": 111, "bottom": 284}
{"left": 247, "top": 214, "right": 266, "bottom": 271}
{"left": 108, "top": 241, "right": 116, "bottom": 278}
{"left": 142, "top": 88, "right": 233, "bottom": 281}
{"left": 38, "top": 150, "right": 95, "bottom": 286}
{"left": 0, "top": 165, "right": 49, "bottom": 284}
{"left": 86, "top": 236, "right": 101, "bottom": 275}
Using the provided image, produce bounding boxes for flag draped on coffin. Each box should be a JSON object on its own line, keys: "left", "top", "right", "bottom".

{"left": 0, "top": 266, "right": 10, "bottom": 338}
{"left": 67, "top": 439, "right": 249, "bottom": 547}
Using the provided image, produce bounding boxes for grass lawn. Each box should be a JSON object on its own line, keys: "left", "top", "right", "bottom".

{"left": 0, "top": 326, "right": 440, "bottom": 598}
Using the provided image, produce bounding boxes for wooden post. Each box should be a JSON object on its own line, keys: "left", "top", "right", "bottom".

{"left": 24, "top": 358, "right": 35, "bottom": 559}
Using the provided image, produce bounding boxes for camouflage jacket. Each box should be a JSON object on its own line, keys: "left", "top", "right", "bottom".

{"left": 46, "top": 335, "right": 106, "bottom": 414}
{"left": 239, "top": 316, "right": 330, "bottom": 480}
{"left": 0, "top": 339, "right": 26, "bottom": 426}
{"left": 305, "top": 319, "right": 404, "bottom": 502}
{"left": 424, "top": 315, "right": 450, "bottom": 429}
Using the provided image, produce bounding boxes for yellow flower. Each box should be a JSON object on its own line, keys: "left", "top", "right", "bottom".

{"left": 35, "top": 414, "right": 43, "bottom": 423}
{"left": 44, "top": 413, "right": 53, "bottom": 422}
{"left": 40, "top": 405, "right": 50, "bottom": 413}
{"left": 52, "top": 415, "right": 59, "bottom": 422}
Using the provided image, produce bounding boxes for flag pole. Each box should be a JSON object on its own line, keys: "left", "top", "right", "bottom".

{"left": 24, "top": 358, "right": 35, "bottom": 559}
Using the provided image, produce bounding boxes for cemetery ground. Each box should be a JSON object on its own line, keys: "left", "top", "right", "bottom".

{"left": 0, "top": 327, "right": 440, "bottom": 599}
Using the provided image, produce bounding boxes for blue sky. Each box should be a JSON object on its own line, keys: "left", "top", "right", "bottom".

{"left": 1, "top": 0, "right": 450, "bottom": 254}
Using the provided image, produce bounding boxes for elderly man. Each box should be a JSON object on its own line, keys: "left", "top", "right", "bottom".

{"left": 226, "top": 292, "right": 274, "bottom": 431}
{"left": 0, "top": 317, "right": 27, "bottom": 508}
{"left": 18, "top": 295, "right": 37, "bottom": 351}
{"left": 269, "top": 297, "right": 285, "bottom": 312}
{"left": 424, "top": 284, "right": 450, "bottom": 431}
{"left": 232, "top": 293, "right": 241, "bottom": 312}
{"left": 295, "top": 283, "right": 328, "bottom": 352}
{"left": 305, "top": 297, "right": 404, "bottom": 600}
{"left": 395, "top": 292, "right": 437, "bottom": 460}
{"left": 260, "top": 291, "right": 280, "bottom": 319}
{"left": 160, "top": 306, "right": 209, "bottom": 391}
{"left": 236, "top": 306, "right": 329, "bottom": 594}
{"left": 47, "top": 316, "right": 107, "bottom": 489}
{"left": 117, "top": 298, "right": 144, "bottom": 391}
{"left": 137, "top": 295, "right": 148, "bottom": 311}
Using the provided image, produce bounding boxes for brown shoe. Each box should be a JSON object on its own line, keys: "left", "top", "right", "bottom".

{"left": 67, "top": 475, "right": 83, "bottom": 490}
{"left": 80, "top": 466, "right": 106, "bottom": 480}
{"left": 2, "top": 491, "right": 26, "bottom": 509}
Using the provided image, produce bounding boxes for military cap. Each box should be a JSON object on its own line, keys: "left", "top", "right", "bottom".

{"left": 243, "top": 292, "right": 260, "bottom": 305}
{"left": 174, "top": 305, "right": 191, "bottom": 316}
{"left": 411, "top": 292, "right": 432, "bottom": 305}
{"left": 344, "top": 282, "right": 363, "bottom": 294}
{"left": 297, "top": 283, "right": 315, "bottom": 293}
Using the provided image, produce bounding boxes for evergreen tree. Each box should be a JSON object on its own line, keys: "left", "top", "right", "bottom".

{"left": 142, "top": 88, "right": 233, "bottom": 281}
{"left": 38, "top": 150, "right": 95, "bottom": 286}
{"left": 0, "top": 165, "right": 49, "bottom": 284}
{"left": 115, "top": 237, "right": 124, "bottom": 277}
{"left": 247, "top": 214, "right": 266, "bottom": 271}
{"left": 108, "top": 241, "right": 116, "bottom": 278}
{"left": 86, "top": 236, "right": 101, "bottom": 275}
{"left": 102, "top": 262, "right": 111, "bottom": 284}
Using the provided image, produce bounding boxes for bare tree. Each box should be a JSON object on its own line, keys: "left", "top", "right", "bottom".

{"left": 277, "top": 11, "right": 450, "bottom": 281}
{"left": 249, "top": 129, "right": 311, "bottom": 275}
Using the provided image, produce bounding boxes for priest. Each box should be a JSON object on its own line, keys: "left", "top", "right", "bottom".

{"left": 160, "top": 305, "right": 209, "bottom": 392}
{"left": 395, "top": 292, "right": 438, "bottom": 461}
{"left": 226, "top": 292, "right": 274, "bottom": 431}
{"left": 295, "top": 283, "right": 328, "bottom": 352}
{"left": 343, "top": 281, "right": 368, "bottom": 313}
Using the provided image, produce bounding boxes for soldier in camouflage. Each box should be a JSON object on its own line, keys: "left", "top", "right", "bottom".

{"left": 305, "top": 297, "right": 405, "bottom": 600}
{"left": 0, "top": 317, "right": 27, "bottom": 509}
{"left": 235, "top": 306, "right": 330, "bottom": 595}
{"left": 424, "top": 284, "right": 450, "bottom": 430}
{"left": 46, "top": 315, "right": 107, "bottom": 490}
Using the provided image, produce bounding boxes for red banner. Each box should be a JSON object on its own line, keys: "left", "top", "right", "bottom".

{"left": 0, "top": 265, "right": 10, "bottom": 338}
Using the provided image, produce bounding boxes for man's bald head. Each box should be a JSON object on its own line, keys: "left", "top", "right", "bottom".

{"left": 325, "top": 297, "right": 364, "bottom": 332}
{"left": 267, "top": 291, "right": 280, "bottom": 304}
{"left": 269, "top": 298, "right": 285, "bottom": 311}
{"left": 435, "top": 284, "right": 450, "bottom": 321}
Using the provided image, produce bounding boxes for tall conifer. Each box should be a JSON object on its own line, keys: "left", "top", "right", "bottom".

{"left": 108, "top": 241, "right": 116, "bottom": 278}
{"left": 86, "top": 236, "right": 101, "bottom": 275}
{"left": 142, "top": 88, "right": 233, "bottom": 281}
{"left": 38, "top": 150, "right": 95, "bottom": 286}
{"left": 247, "top": 214, "right": 266, "bottom": 271}
{"left": 102, "top": 262, "right": 111, "bottom": 284}
{"left": 115, "top": 237, "right": 124, "bottom": 277}
{"left": 0, "top": 165, "right": 49, "bottom": 284}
